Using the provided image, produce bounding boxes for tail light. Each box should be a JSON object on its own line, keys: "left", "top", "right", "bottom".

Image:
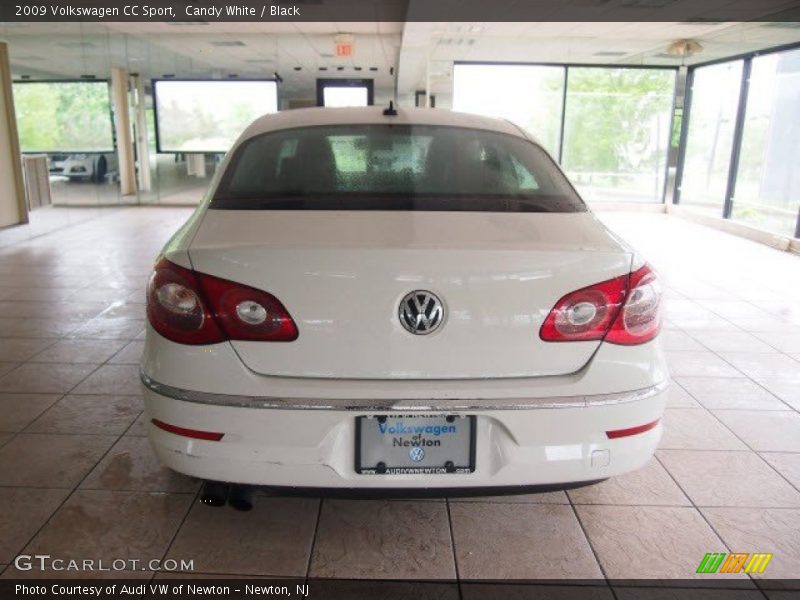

{"left": 540, "top": 264, "right": 661, "bottom": 345}
{"left": 605, "top": 264, "right": 662, "bottom": 345}
{"left": 147, "top": 258, "right": 298, "bottom": 345}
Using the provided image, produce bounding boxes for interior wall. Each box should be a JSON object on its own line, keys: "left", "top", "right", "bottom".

{"left": 0, "top": 41, "right": 26, "bottom": 227}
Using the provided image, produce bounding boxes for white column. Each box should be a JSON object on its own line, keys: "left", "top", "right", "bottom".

{"left": 186, "top": 153, "right": 207, "bottom": 178}
{"left": 131, "top": 74, "right": 151, "bottom": 192}
{"left": 110, "top": 67, "right": 136, "bottom": 197}
{"left": 0, "top": 42, "right": 27, "bottom": 227}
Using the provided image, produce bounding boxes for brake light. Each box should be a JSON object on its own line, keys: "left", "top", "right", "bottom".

{"left": 146, "top": 258, "right": 298, "bottom": 345}
{"left": 539, "top": 274, "right": 628, "bottom": 342}
{"left": 605, "top": 264, "right": 662, "bottom": 345}
{"left": 540, "top": 264, "right": 661, "bottom": 345}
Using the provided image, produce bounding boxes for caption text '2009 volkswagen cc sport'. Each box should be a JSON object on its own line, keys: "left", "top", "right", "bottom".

{"left": 141, "top": 106, "right": 667, "bottom": 500}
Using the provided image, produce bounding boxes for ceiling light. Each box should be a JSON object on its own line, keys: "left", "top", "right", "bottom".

{"left": 667, "top": 39, "right": 703, "bottom": 57}
{"left": 621, "top": 0, "right": 676, "bottom": 7}
{"left": 57, "top": 41, "right": 95, "bottom": 48}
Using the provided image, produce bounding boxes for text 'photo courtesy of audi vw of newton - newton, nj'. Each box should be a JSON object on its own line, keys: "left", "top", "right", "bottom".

{"left": 140, "top": 106, "right": 666, "bottom": 503}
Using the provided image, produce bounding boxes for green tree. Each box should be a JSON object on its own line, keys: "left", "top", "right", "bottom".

{"left": 562, "top": 68, "right": 674, "bottom": 174}
{"left": 14, "top": 81, "right": 114, "bottom": 152}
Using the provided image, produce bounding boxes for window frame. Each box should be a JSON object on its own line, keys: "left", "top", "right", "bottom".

{"left": 673, "top": 41, "right": 800, "bottom": 238}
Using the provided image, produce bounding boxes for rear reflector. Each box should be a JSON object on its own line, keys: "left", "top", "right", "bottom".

{"left": 151, "top": 419, "right": 224, "bottom": 441}
{"left": 606, "top": 419, "right": 660, "bottom": 439}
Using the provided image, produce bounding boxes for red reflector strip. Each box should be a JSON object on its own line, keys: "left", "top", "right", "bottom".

{"left": 606, "top": 419, "right": 660, "bottom": 439}
{"left": 151, "top": 419, "right": 224, "bottom": 441}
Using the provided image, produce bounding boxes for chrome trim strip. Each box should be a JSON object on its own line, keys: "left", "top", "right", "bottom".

{"left": 140, "top": 372, "right": 668, "bottom": 411}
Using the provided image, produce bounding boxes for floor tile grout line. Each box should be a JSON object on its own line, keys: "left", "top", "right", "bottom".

{"left": 4, "top": 413, "right": 132, "bottom": 574}
{"left": 0, "top": 336, "right": 63, "bottom": 366}
{"left": 652, "top": 453, "right": 765, "bottom": 592}
{"left": 670, "top": 375, "right": 796, "bottom": 415}
{"left": 693, "top": 292, "right": 800, "bottom": 334}
{"left": 702, "top": 350, "right": 800, "bottom": 415}
{"left": 303, "top": 497, "right": 324, "bottom": 582}
{"left": 443, "top": 499, "right": 463, "bottom": 597}
{"left": 19, "top": 402, "right": 142, "bottom": 438}
{"left": 1, "top": 430, "right": 140, "bottom": 438}
{"left": 565, "top": 492, "right": 616, "bottom": 597}
{"left": 0, "top": 322, "right": 149, "bottom": 572}
{"left": 699, "top": 402, "right": 800, "bottom": 499}
{"left": 663, "top": 353, "right": 800, "bottom": 496}
{"left": 0, "top": 392, "right": 67, "bottom": 457}
{"left": 0, "top": 206, "right": 128, "bottom": 250}
{"left": 668, "top": 323, "right": 800, "bottom": 415}
{"left": 155, "top": 486, "right": 203, "bottom": 582}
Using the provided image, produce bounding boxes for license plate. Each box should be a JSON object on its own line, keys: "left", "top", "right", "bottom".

{"left": 355, "top": 415, "right": 475, "bottom": 475}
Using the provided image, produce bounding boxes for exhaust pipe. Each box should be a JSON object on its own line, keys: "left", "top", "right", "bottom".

{"left": 227, "top": 484, "right": 254, "bottom": 511}
{"left": 199, "top": 481, "right": 229, "bottom": 507}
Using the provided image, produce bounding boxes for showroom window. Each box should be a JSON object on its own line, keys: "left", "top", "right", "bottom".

{"left": 137, "top": 79, "right": 278, "bottom": 206}
{"left": 12, "top": 79, "right": 123, "bottom": 206}
{"left": 561, "top": 67, "right": 676, "bottom": 204}
{"left": 678, "top": 60, "right": 744, "bottom": 216}
{"left": 731, "top": 48, "right": 800, "bottom": 237}
{"left": 317, "top": 78, "right": 374, "bottom": 107}
{"left": 452, "top": 63, "right": 566, "bottom": 157}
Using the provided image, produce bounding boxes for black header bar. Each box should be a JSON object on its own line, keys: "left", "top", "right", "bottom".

{"left": 3, "top": 0, "right": 800, "bottom": 23}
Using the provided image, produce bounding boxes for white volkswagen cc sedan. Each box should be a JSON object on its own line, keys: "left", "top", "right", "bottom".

{"left": 141, "top": 106, "right": 667, "bottom": 498}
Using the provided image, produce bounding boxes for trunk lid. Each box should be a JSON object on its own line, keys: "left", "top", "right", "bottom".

{"left": 188, "top": 210, "right": 631, "bottom": 379}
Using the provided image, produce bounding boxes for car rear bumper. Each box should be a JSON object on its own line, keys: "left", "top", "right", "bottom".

{"left": 142, "top": 379, "right": 666, "bottom": 489}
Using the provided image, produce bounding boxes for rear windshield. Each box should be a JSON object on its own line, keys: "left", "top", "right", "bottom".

{"left": 211, "top": 124, "right": 586, "bottom": 212}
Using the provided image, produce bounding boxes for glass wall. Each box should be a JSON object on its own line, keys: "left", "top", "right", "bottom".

{"left": 135, "top": 88, "right": 225, "bottom": 205}
{"left": 679, "top": 61, "right": 743, "bottom": 215}
{"left": 731, "top": 48, "right": 800, "bottom": 237}
{"left": 12, "top": 79, "right": 122, "bottom": 206}
{"left": 561, "top": 67, "right": 676, "bottom": 203}
{"left": 452, "top": 64, "right": 566, "bottom": 157}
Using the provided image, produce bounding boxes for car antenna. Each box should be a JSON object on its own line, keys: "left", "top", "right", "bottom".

{"left": 383, "top": 101, "right": 398, "bottom": 116}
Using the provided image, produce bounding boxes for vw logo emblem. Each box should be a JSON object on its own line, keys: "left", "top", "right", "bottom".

{"left": 399, "top": 290, "right": 444, "bottom": 335}
{"left": 409, "top": 447, "right": 425, "bottom": 462}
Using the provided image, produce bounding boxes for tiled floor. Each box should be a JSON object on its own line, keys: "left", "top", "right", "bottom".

{"left": 0, "top": 207, "right": 799, "bottom": 590}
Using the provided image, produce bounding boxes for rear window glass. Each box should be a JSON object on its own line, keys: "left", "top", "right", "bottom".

{"left": 211, "top": 124, "right": 586, "bottom": 212}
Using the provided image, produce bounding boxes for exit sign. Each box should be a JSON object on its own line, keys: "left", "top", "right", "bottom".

{"left": 335, "top": 42, "right": 353, "bottom": 57}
